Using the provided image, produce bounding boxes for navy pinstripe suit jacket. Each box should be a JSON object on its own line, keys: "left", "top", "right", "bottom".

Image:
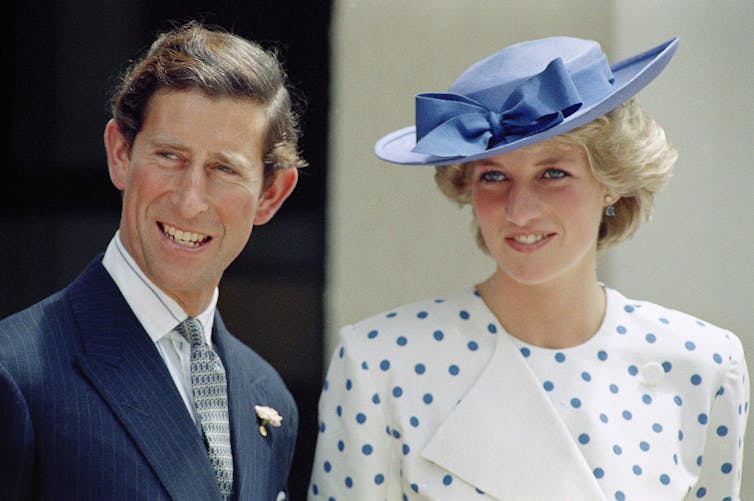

{"left": 0, "top": 256, "right": 298, "bottom": 500}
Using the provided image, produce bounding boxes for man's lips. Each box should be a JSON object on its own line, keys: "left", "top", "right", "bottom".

{"left": 159, "top": 222, "right": 212, "bottom": 248}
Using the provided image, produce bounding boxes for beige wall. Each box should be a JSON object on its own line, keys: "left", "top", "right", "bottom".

{"left": 327, "top": 0, "right": 752, "bottom": 496}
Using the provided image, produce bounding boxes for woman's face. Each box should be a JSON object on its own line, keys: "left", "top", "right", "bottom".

{"left": 470, "top": 140, "right": 613, "bottom": 288}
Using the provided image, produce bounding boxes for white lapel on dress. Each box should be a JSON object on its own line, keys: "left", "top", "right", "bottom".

{"left": 421, "top": 332, "right": 607, "bottom": 501}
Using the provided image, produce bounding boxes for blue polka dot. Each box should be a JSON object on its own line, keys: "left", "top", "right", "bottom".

{"left": 459, "top": 310, "right": 470, "bottom": 320}
{"left": 361, "top": 361, "right": 368, "bottom": 370}
{"left": 609, "top": 384, "right": 619, "bottom": 394}
{"left": 386, "top": 312, "right": 397, "bottom": 318}
{"left": 660, "top": 474, "right": 670, "bottom": 485}
{"left": 392, "top": 386, "right": 403, "bottom": 397}
{"left": 323, "top": 461, "right": 332, "bottom": 472}
{"left": 380, "top": 360, "right": 390, "bottom": 371}
{"left": 660, "top": 317, "right": 669, "bottom": 324}
{"left": 402, "top": 444, "right": 410, "bottom": 455}
{"left": 339, "top": 347, "right": 345, "bottom": 358}
{"left": 662, "top": 361, "right": 672, "bottom": 372}
{"left": 555, "top": 352, "right": 566, "bottom": 363}
{"left": 679, "top": 430, "right": 684, "bottom": 441}
{"left": 337, "top": 440, "right": 344, "bottom": 451}
{"left": 319, "top": 422, "right": 326, "bottom": 432}
{"left": 448, "top": 365, "right": 460, "bottom": 376}
{"left": 468, "top": 341, "right": 479, "bottom": 351}
{"left": 632, "top": 465, "right": 642, "bottom": 475}
{"left": 625, "top": 305, "right": 635, "bottom": 313}
{"left": 698, "top": 413, "right": 708, "bottom": 425}
{"left": 653, "top": 423, "right": 663, "bottom": 433}
{"left": 368, "top": 330, "right": 378, "bottom": 339}
{"left": 579, "top": 433, "right": 590, "bottom": 444}
{"left": 336, "top": 405, "right": 342, "bottom": 416}
{"left": 433, "top": 330, "right": 444, "bottom": 341}
{"left": 622, "top": 410, "right": 632, "bottom": 420}
{"left": 640, "top": 441, "right": 650, "bottom": 451}
{"left": 543, "top": 381, "right": 554, "bottom": 391}
{"left": 311, "top": 484, "right": 318, "bottom": 495}
{"left": 372, "top": 394, "right": 380, "bottom": 404}
{"left": 600, "top": 413, "right": 609, "bottom": 423}
{"left": 423, "top": 393, "right": 433, "bottom": 404}
{"left": 417, "top": 311, "right": 428, "bottom": 319}
{"left": 323, "top": 380, "right": 329, "bottom": 391}
{"left": 716, "top": 425, "right": 728, "bottom": 437}
{"left": 616, "top": 325, "right": 627, "bottom": 334}
{"left": 396, "top": 336, "right": 407, "bottom": 346}
{"left": 374, "top": 474, "right": 384, "bottom": 485}
{"left": 443, "top": 474, "right": 453, "bottom": 486}
{"left": 581, "top": 371, "right": 592, "bottom": 381}
{"left": 571, "top": 398, "right": 582, "bottom": 408}
{"left": 594, "top": 468, "right": 604, "bottom": 479}
{"left": 520, "top": 347, "right": 531, "bottom": 357}
{"left": 713, "top": 353, "right": 723, "bottom": 364}
{"left": 691, "top": 374, "right": 702, "bottom": 385}
{"left": 615, "top": 491, "right": 625, "bottom": 500}
{"left": 362, "top": 444, "right": 373, "bottom": 455}
{"left": 613, "top": 444, "right": 623, "bottom": 455}
{"left": 628, "top": 365, "right": 638, "bottom": 376}
{"left": 673, "top": 395, "right": 683, "bottom": 406}
{"left": 356, "top": 413, "right": 366, "bottom": 424}
{"left": 345, "top": 476, "right": 353, "bottom": 488}
{"left": 715, "top": 386, "right": 725, "bottom": 397}
{"left": 643, "top": 394, "right": 652, "bottom": 404}
{"left": 411, "top": 483, "right": 419, "bottom": 493}
{"left": 673, "top": 454, "right": 678, "bottom": 464}
{"left": 697, "top": 455, "right": 703, "bottom": 466}
{"left": 696, "top": 487, "right": 707, "bottom": 497}
{"left": 721, "top": 462, "right": 733, "bottom": 474}
{"left": 487, "top": 323, "right": 497, "bottom": 334}
{"left": 645, "top": 333, "right": 656, "bottom": 343}
{"left": 598, "top": 350, "right": 608, "bottom": 361}
{"left": 685, "top": 341, "right": 696, "bottom": 351}
{"left": 410, "top": 416, "right": 419, "bottom": 427}
{"left": 415, "top": 363, "right": 426, "bottom": 374}
{"left": 346, "top": 379, "right": 352, "bottom": 390}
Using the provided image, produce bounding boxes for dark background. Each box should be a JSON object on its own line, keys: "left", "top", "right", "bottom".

{"left": 2, "top": 2, "right": 330, "bottom": 498}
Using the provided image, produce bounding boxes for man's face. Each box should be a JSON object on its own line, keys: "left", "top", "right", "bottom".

{"left": 105, "top": 89, "right": 297, "bottom": 314}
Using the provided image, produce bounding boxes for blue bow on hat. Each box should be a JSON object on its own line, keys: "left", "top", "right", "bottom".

{"left": 413, "top": 58, "right": 584, "bottom": 157}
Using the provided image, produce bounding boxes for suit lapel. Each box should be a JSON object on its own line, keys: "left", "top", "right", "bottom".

{"left": 69, "top": 259, "right": 222, "bottom": 501}
{"left": 212, "top": 316, "right": 275, "bottom": 501}
{"left": 421, "top": 332, "right": 607, "bottom": 501}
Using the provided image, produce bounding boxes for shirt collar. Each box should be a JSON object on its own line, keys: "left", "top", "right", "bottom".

{"left": 102, "top": 232, "right": 218, "bottom": 345}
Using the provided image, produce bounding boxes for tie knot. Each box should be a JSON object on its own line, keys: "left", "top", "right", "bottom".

{"left": 176, "top": 317, "right": 205, "bottom": 346}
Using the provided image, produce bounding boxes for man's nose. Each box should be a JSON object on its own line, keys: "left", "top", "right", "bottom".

{"left": 172, "top": 164, "right": 210, "bottom": 217}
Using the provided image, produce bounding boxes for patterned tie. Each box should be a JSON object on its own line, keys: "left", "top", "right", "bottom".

{"left": 175, "top": 317, "right": 234, "bottom": 499}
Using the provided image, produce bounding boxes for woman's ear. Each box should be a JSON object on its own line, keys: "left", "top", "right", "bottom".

{"left": 253, "top": 167, "right": 299, "bottom": 225}
{"left": 104, "top": 119, "right": 131, "bottom": 191}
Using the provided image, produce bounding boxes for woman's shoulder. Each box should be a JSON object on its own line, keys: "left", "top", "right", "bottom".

{"left": 605, "top": 287, "right": 745, "bottom": 364}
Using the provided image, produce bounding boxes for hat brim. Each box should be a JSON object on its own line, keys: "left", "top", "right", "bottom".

{"left": 375, "top": 37, "right": 679, "bottom": 166}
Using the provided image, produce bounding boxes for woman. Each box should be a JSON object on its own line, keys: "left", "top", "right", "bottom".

{"left": 309, "top": 37, "right": 748, "bottom": 500}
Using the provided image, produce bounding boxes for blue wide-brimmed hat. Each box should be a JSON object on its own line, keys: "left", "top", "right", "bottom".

{"left": 375, "top": 36, "right": 678, "bottom": 166}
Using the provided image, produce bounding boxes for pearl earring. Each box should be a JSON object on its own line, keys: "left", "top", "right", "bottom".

{"left": 604, "top": 195, "right": 616, "bottom": 217}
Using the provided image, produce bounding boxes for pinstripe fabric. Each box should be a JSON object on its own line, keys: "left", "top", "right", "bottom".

{"left": 0, "top": 256, "right": 298, "bottom": 500}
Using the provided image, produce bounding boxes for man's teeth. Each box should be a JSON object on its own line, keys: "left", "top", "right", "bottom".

{"left": 162, "top": 224, "right": 209, "bottom": 248}
{"left": 514, "top": 233, "right": 546, "bottom": 244}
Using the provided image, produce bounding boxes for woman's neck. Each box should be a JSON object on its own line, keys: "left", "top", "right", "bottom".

{"left": 477, "top": 269, "right": 606, "bottom": 349}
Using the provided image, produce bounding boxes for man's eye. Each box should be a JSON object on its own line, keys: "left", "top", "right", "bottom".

{"left": 543, "top": 168, "right": 568, "bottom": 179}
{"left": 217, "top": 165, "right": 235, "bottom": 174}
{"left": 160, "top": 151, "right": 179, "bottom": 160}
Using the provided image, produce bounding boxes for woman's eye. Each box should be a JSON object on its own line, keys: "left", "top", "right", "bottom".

{"left": 543, "top": 168, "right": 568, "bottom": 179}
{"left": 479, "top": 170, "right": 506, "bottom": 183}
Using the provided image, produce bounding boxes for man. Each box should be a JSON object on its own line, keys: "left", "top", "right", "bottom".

{"left": 0, "top": 22, "right": 303, "bottom": 500}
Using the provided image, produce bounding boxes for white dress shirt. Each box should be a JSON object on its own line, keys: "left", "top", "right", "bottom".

{"left": 101, "top": 231, "right": 219, "bottom": 425}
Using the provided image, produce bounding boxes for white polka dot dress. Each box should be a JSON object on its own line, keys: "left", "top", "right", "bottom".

{"left": 308, "top": 287, "right": 749, "bottom": 500}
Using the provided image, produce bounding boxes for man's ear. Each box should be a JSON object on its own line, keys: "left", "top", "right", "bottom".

{"left": 104, "top": 119, "right": 130, "bottom": 191}
{"left": 253, "top": 168, "right": 299, "bottom": 225}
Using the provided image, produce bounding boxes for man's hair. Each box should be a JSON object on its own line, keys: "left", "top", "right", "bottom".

{"left": 110, "top": 21, "right": 306, "bottom": 182}
{"left": 434, "top": 98, "right": 677, "bottom": 252}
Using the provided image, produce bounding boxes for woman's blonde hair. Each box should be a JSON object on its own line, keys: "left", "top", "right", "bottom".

{"left": 434, "top": 98, "right": 677, "bottom": 252}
